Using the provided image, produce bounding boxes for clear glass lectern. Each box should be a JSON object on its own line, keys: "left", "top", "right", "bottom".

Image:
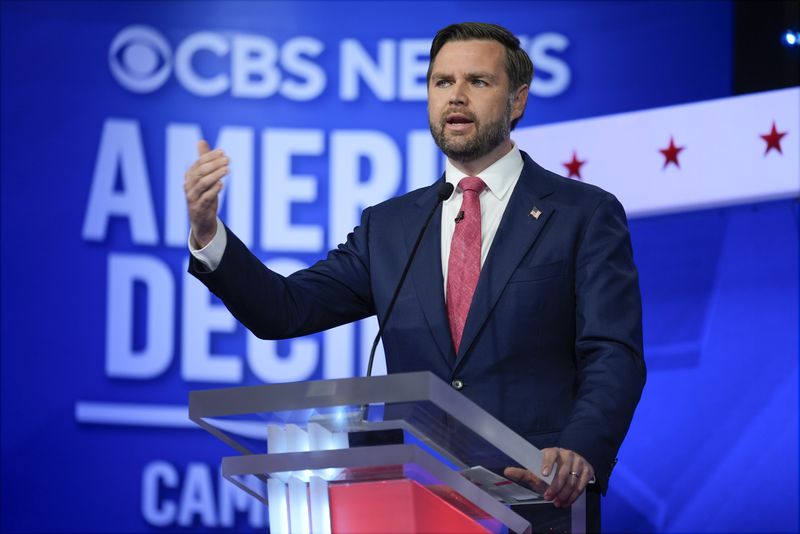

{"left": 190, "top": 371, "right": 584, "bottom": 534}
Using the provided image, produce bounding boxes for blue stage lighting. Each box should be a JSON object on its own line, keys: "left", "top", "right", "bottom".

{"left": 784, "top": 30, "right": 799, "bottom": 46}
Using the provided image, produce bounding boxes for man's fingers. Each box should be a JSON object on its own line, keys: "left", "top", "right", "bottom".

{"left": 504, "top": 448, "right": 594, "bottom": 507}
{"left": 545, "top": 462, "right": 569, "bottom": 503}
{"left": 196, "top": 156, "right": 229, "bottom": 180}
{"left": 186, "top": 153, "right": 228, "bottom": 184}
{"left": 553, "top": 456, "right": 594, "bottom": 508}
{"left": 185, "top": 154, "right": 229, "bottom": 193}
{"left": 503, "top": 467, "right": 548, "bottom": 494}
{"left": 553, "top": 463, "right": 578, "bottom": 506}
{"left": 197, "top": 148, "right": 224, "bottom": 166}
{"left": 503, "top": 467, "right": 527, "bottom": 482}
{"left": 540, "top": 447, "right": 558, "bottom": 477}
{"left": 196, "top": 180, "right": 223, "bottom": 208}
{"left": 556, "top": 463, "right": 588, "bottom": 508}
{"left": 541, "top": 447, "right": 563, "bottom": 502}
{"left": 536, "top": 448, "right": 595, "bottom": 508}
{"left": 563, "top": 468, "right": 593, "bottom": 508}
{"left": 185, "top": 150, "right": 227, "bottom": 185}
{"left": 543, "top": 448, "right": 574, "bottom": 504}
{"left": 186, "top": 165, "right": 228, "bottom": 201}
{"left": 197, "top": 139, "right": 211, "bottom": 157}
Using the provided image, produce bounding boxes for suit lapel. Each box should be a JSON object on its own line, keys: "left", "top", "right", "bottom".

{"left": 403, "top": 182, "right": 457, "bottom": 365}
{"left": 454, "top": 157, "right": 556, "bottom": 367}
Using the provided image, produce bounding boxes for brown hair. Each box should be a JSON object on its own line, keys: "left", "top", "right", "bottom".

{"left": 427, "top": 22, "right": 534, "bottom": 129}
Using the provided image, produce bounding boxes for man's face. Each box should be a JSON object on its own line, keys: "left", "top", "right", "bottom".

{"left": 427, "top": 39, "right": 526, "bottom": 164}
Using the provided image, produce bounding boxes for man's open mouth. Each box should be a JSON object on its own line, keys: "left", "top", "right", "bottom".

{"left": 446, "top": 113, "right": 474, "bottom": 125}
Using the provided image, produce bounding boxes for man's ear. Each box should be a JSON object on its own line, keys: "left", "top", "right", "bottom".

{"left": 511, "top": 84, "right": 529, "bottom": 122}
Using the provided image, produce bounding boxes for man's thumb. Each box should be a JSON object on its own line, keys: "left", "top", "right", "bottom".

{"left": 197, "top": 140, "right": 211, "bottom": 156}
{"left": 541, "top": 448, "right": 557, "bottom": 476}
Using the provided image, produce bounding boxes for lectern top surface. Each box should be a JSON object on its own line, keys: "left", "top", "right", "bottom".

{"left": 189, "top": 372, "right": 547, "bottom": 480}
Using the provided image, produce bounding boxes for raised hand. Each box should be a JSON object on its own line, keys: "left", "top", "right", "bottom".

{"left": 184, "top": 140, "right": 228, "bottom": 248}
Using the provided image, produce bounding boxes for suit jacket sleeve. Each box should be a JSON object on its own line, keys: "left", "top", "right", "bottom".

{"left": 557, "top": 192, "right": 646, "bottom": 491}
{"left": 188, "top": 210, "right": 376, "bottom": 339}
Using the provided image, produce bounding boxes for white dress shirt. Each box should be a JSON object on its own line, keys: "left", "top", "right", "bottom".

{"left": 190, "top": 144, "right": 524, "bottom": 290}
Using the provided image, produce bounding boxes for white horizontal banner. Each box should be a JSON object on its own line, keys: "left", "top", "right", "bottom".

{"left": 515, "top": 87, "right": 799, "bottom": 217}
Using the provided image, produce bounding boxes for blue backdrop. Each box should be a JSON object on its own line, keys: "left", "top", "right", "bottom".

{"left": 2, "top": 1, "right": 797, "bottom": 532}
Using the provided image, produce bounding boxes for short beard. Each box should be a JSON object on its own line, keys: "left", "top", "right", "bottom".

{"left": 429, "top": 96, "right": 513, "bottom": 163}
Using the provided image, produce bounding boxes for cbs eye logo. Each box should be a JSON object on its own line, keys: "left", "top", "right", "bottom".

{"left": 109, "top": 25, "right": 172, "bottom": 93}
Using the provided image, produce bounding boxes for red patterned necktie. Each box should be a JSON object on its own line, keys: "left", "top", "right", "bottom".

{"left": 447, "top": 176, "right": 486, "bottom": 354}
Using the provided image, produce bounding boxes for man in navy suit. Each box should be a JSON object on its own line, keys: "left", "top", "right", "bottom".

{"left": 185, "top": 22, "right": 645, "bottom": 527}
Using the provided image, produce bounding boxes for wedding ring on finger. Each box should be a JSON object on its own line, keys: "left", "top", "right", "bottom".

{"left": 569, "top": 471, "right": 580, "bottom": 478}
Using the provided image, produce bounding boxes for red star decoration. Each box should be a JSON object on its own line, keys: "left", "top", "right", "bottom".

{"left": 563, "top": 151, "right": 586, "bottom": 180}
{"left": 659, "top": 136, "right": 684, "bottom": 169}
{"left": 760, "top": 121, "right": 787, "bottom": 155}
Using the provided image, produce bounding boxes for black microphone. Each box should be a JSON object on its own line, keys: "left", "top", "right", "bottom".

{"left": 365, "top": 181, "right": 454, "bottom": 380}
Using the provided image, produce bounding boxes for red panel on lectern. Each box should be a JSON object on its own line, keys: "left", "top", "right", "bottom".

{"left": 329, "top": 478, "right": 492, "bottom": 533}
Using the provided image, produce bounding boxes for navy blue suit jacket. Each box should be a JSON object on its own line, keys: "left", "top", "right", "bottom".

{"left": 190, "top": 151, "right": 646, "bottom": 492}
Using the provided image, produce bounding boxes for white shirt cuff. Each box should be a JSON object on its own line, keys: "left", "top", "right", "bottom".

{"left": 188, "top": 217, "right": 226, "bottom": 271}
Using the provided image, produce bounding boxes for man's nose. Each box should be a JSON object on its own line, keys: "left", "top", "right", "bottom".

{"left": 448, "top": 81, "right": 468, "bottom": 106}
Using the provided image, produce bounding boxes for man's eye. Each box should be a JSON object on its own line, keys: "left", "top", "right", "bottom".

{"left": 436, "top": 80, "right": 451, "bottom": 87}
{"left": 472, "top": 79, "right": 488, "bottom": 87}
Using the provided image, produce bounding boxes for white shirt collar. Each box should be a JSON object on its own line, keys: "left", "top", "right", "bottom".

{"left": 444, "top": 143, "right": 523, "bottom": 201}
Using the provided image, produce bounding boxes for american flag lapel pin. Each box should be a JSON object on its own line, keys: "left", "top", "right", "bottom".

{"left": 529, "top": 206, "right": 542, "bottom": 220}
